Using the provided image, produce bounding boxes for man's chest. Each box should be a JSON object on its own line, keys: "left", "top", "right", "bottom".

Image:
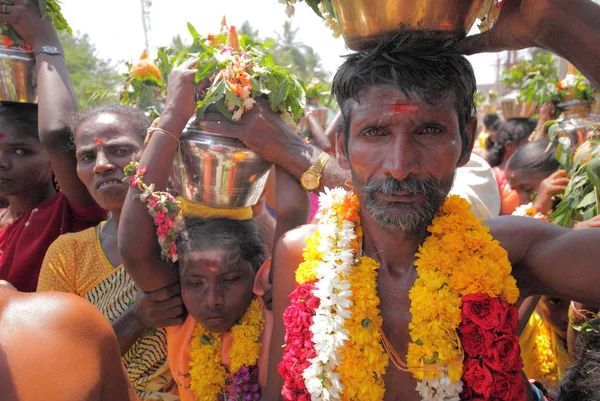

{"left": 377, "top": 270, "right": 422, "bottom": 401}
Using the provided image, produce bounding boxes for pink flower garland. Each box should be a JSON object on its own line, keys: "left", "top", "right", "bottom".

{"left": 458, "top": 293, "right": 526, "bottom": 400}
{"left": 123, "top": 158, "right": 180, "bottom": 263}
{"left": 279, "top": 284, "right": 320, "bottom": 401}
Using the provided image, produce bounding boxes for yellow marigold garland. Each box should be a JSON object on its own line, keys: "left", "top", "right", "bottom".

{"left": 408, "top": 195, "right": 520, "bottom": 387}
{"left": 336, "top": 255, "right": 388, "bottom": 401}
{"left": 189, "top": 298, "right": 264, "bottom": 400}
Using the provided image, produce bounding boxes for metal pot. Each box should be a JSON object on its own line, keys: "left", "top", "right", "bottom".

{"left": 331, "top": 0, "right": 493, "bottom": 50}
{"left": 0, "top": 46, "right": 36, "bottom": 103}
{"left": 171, "top": 128, "right": 272, "bottom": 208}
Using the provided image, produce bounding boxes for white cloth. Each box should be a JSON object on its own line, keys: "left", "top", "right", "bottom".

{"left": 450, "top": 153, "right": 500, "bottom": 219}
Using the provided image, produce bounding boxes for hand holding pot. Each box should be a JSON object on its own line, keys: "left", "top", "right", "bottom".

{"left": 198, "top": 98, "right": 307, "bottom": 165}
{"left": 160, "top": 58, "right": 208, "bottom": 136}
{"left": 0, "top": 0, "right": 59, "bottom": 50}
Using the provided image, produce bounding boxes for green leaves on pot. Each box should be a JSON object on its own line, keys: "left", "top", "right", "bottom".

{"left": 0, "top": 0, "right": 71, "bottom": 48}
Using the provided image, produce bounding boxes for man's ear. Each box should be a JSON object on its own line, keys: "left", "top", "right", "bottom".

{"left": 458, "top": 117, "right": 478, "bottom": 167}
{"left": 335, "top": 130, "right": 351, "bottom": 170}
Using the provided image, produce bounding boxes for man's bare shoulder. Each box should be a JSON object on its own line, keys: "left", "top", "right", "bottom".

{"left": 1, "top": 289, "right": 113, "bottom": 339}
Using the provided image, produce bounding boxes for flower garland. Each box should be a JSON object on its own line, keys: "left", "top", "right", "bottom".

{"left": 531, "top": 316, "right": 561, "bottom": 388}
{"left": 190, "top": 297, "right": 264, "bottom": 401}
{"left": 512, "top": 202, "right": 549, "bottom": 221}
{"left": 409, "top": 196, "right": 522, "bottom": 400}
{"left": 281, "top": 189, "right": 526, "bottom": 401}
{"left": 123, "top": 158, "right": 180, "bottom": 263}
{"left": 279, "top": 188, "right": 388, "bottom": 401}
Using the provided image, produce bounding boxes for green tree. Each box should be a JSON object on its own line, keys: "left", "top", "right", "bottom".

{"left": 59, "top": 31, "right": 122, "bottom": 108}
{"left": 266, "top": 21, "right": 329, "bottom": 82}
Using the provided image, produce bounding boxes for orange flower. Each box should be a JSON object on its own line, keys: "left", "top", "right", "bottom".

{"left": 2, "top": 36, "right": 13, "bottom": 48}
{"left": 131, "top": 50, "right": 163, "bottom": 83}
{"left": 226, "top": 26, "right": 240, "bottom": 51}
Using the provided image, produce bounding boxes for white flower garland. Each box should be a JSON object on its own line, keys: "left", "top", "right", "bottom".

{"left": 415, "top": 372, "right": 462, "bottom": 401}
{"left": 303, "top": 188, "right": 356, "bottom": 401}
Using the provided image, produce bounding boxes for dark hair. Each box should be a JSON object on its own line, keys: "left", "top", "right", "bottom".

{"left": 483, "top": 113, "right": 500, "bottom": 130}
{"left": 176, "top": 217, "right": 266, "bottom": 273}
{"left": 506, "top": 139, "right": 559, "bottom": 176}
{"left": 0, "top": 102, "right": 38, "bottom": 139}
{"left": 555, "top": 329, "right": 600, "bottom": 401}
{"left": 332, "top": 32, "right": 477, "bottom": 159}
{"left": 487, "top": 118, "right": 537, "bottom": 167}
{"left": 72, "top": 105, "right": 151, "bottom": 141}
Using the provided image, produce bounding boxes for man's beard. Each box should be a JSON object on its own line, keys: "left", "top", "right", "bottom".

{"left": 358, "top": 175, "right": 450, "bottom": 233}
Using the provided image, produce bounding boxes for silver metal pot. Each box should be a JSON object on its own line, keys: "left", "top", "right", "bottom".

{"left": 172, "top": 128, "right": 272, "bottom": 208}
{"left": 331, "top": 0, "right": 493, "bottom": 50}
{"left": 0, "top": 46, "right": 36, "bottom": 103}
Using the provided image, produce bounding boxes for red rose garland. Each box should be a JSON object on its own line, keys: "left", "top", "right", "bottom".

{"left": 459, "top": 294, "right": 525, "bottom": 401}
{"left": 279, "top": 284, "right": 320, "bottom": 401}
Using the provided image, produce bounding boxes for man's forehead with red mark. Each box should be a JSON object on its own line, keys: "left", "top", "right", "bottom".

{"left": 94, "top": 138, "right": 103, "bottom": 145}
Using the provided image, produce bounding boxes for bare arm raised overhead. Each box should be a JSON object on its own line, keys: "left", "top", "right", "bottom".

{"left": 459, "top": 0, "right": 600, "bottom": 88}
{"left": 118, "top": 59, "right": 199, "bottom": 292}
{"left": 0, "top": 0, "right": 95, "bottom": 206}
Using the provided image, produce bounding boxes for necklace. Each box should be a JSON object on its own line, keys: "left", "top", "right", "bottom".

{"left": 189, "top": 297, "right": 264, "bottom": 401}
{"left": 280, "top": 188, "right": 526, "bottom": 401}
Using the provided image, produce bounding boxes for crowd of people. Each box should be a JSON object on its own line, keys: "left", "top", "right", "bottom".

{"left": 1, "top": 0, "right": 600, "bottom": 400}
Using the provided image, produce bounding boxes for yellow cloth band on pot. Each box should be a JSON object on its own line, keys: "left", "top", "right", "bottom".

{"left": 177, "top": 197, "right": 253, "bottom": 221}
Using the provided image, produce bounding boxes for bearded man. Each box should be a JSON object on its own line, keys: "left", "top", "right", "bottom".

{"left": 197, "top": 1, "right": 600, "bottom": 400}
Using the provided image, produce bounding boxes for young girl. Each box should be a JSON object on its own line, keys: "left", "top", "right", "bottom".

{"left": 488, "top": 118, "right": 537, "bottom": 215}
{"left": 506, "top": 139, "right": 569, "bottom": 216}
{"left": 119, "top": 58, "right": 308, "bottom": 400}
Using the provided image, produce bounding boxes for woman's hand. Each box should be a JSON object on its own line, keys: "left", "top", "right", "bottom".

{"left": 0, "top": 0, "right": 60, "bottom": 51}
{"left": 132, "top": 282, "right": 187, "bottom": 330}
{"left": 532, "top": 170, "right": 570, "bottom": 214}
{"left": 159, "top": 58, "right": 207, "bottom": 136}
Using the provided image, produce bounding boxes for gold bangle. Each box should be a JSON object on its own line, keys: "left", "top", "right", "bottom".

{"left": 144, "top": 118, "right": 180, "bottom": 147}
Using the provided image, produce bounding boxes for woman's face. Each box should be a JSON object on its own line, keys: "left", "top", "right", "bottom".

{"left": 179, "top": 246, "right": 256, "bottom": 333}
{"left": 507, "top": 169, "right": 551, "bottom": 206}
{"left": 0, "top": 118, "right": 52, "bottom": 197}
{"left": 74, "top": 113, "right": 144, "bottom": 211}
{"left": 538, "top": 296, "right": 571, "bottom": 341}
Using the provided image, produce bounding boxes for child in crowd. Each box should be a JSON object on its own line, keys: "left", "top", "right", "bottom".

{"left": 119, "top": 59, "right": 308, "bottom": 401}
{"left": 488, "top": 118, "right": 537, "bottom": 215}
{"left": 506, "top": 139, "right": 569, "bottom": 216}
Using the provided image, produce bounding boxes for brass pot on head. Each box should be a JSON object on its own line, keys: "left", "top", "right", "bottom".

{"left": 331, "top": 0, "right": 494, "bottom": 50}
{"left": 0, "top": 46, "right": 36, "bottom": 103}
{"left": 171, "top": 123, "right": 273, "bottom": 209}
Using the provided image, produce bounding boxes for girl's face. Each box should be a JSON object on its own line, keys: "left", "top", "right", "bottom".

{"left": 74, "top": 113, "right": 144, "bottom": 211}
{"left": 538, "top": 296, "right": 570, "bottom": 341}
{"left": 0, "top": 119, "right": 52, "bottom": 197}
{"left": 179, "top": 246, "right": 256, "bottom": 333}
{"left": 507, "top": 169, "right": 551, "bottom": 206}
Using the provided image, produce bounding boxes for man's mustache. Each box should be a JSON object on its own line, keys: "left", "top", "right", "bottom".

{"left": 361, "top": 176, "right": 445, "bottom": 198}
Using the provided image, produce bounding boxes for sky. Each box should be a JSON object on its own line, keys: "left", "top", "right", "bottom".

{"left": 60, "top": 0, "right": 505, "bottom": 85}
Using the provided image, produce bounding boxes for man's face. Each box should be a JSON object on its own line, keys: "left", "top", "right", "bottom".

{"left": 337, "top": 86, "right": 473, "bottom": 232}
